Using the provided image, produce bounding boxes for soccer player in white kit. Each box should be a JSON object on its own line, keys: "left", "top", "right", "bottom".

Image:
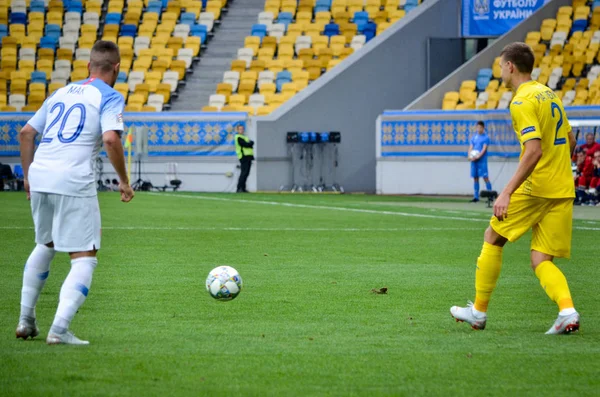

{"left": 16, "top": 41, "right": 134, "bottom": 345}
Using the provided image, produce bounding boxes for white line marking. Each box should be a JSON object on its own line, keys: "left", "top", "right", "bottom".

{"left": 147, "top": 193, "right": 491, "bottom": 222}
{"left": 146, "top": 193, "right": 600, "bottom": 231}
{"left": 3, "top": 224, "right": 599, "bottom": 231}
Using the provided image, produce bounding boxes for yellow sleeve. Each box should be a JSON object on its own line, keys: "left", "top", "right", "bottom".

{"left": 511, "top": 99, "right": 541, "bottom": 144}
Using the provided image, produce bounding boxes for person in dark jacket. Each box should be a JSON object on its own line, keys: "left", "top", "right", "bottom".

{"left": 235, "top": 123, "right": 254, "bottom": 193}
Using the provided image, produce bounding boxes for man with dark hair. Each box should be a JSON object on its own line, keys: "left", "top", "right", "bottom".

{"left": 468, "top": 121, "right": 492, "bottom": 202}
{"left": 16, "top": 40, "right": 134, "bottom": 345}
{"left": 235, "top": 122, "right": 254, "bottom": 193}
{"left": 451, "top": 42, "right": 580, "bottom": 334}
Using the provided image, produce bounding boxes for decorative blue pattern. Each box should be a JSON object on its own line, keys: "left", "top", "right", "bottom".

{"left": 0, "top": 112, "right": 248, "bottom": 157}
{"left": 379, "top": 109, "right": 600, "bottom": 157}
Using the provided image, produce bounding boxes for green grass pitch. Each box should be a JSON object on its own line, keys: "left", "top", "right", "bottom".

{"left": 1, "top": 192, "right": 599, "bottom": 396}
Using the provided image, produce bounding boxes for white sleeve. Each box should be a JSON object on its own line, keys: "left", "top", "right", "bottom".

{"left": 26, "top": 100, "right": 49, "bottom": 134}
{"left": 100, "top": 91, "right": 125, "bottom": 134}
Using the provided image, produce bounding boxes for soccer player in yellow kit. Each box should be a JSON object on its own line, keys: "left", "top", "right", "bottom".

{"left": 450, "top": 42, "right": 580, "bottom": 334}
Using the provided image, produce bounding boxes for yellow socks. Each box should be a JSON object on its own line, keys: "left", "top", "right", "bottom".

{"left": 535, "top": 261, "right": 574, "bottom": 311}
{"left": 474, "top": 242, "right": 503, "bottom": 313}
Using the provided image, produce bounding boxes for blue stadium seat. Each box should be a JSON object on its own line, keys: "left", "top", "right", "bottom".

{"left": 45, "top": 24, "right": 61, "bottom": 40}
{"left": 476, "top": 68, "right": 493, "bottom": 91}
{"left": 275, "top": 70, "right": 292, "bottom": 92}
{"left": 31, "top": 71, "right": 47, "bottom": 84}
{"left": 572, "top": 19, "right": 588, "bottom": 33}
{"left": 405, "top": 0, "right": 419, "bottom": 6}
{"left": 191, "top": 24, "right": 207, "bottom": 43}
{"left": 324, "top": 22, "right": 340, "bottom": 37}
{"left": 30, "top": 0, "right": 46, "bottom": 13}
{"left": 105, "top": 13, "right": 122, "bottom": 25}
{"left": 277, "top": 12, "right": 293, "bottom": 27}
{"left": 353, "top": 11, "right": 369, "bottom": 31}
{"left": 251, "top": 24, "right": 267, "bottom": 40}
{"left": 68, "top": 0, "right": 83, "bottom": 13}
{"left": 315, "top": 0, "right": 332, "bottom": 13}
{"left": 594, "top": 0, "right": 600, "bottom": 10}
{"left": 180, "top": 12, "right": 197, "bottom": 26}
{"left": 161, "top": 0, "right": 169, "bottom": 7}
{"left": 117, "top": 71, "right": 127, "bottom": 83}
{"left": 13, "top": 165, "right": 24, "bottom": 179}
{"left": 147, "top": 1, "right": 163, "bottom": 15}
{"left": 404, "top": 4, "right": 418, "bottom": 13}
{"left": 9, "top": 12, "right": 27, "bottom": 24}
{"left": 362, "top": 22, "right": 376, "bottom": 41}
{"left": 40, "top": 36, "right": 58, "bottom": 49}
{"left": 121, "top": 24, "right": 137, "bottom": 37}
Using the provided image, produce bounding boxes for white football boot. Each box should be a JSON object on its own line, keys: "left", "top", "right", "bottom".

{"left": 450, "top": 301, "right": 487, "bottom": 330}
{"left": 16, "top": 320, "right": 40, "bottom": 340}
{"left": 545, "top": 312, "right": 580, "bottom": 335}
{"left": 46, "top": 331, "right": 90, "bottom": 345}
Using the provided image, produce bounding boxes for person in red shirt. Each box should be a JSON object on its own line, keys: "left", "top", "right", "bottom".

{"left": 574, "top": 133, "right": 600, "bottom": 159}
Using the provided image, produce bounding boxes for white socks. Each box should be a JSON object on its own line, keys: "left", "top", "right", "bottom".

{"left": 20, "top": 244, "right": 56, "bottom": 322}
{"left": 50, "top": 257, "right": 97, "bottom": 335}
{"left": 559, "top": 308, "right": 577, "bottom": 316}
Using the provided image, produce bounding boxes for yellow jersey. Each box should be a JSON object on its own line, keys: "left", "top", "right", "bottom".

{"left": 509, "top": 80, "right": 575, "bottom": 198}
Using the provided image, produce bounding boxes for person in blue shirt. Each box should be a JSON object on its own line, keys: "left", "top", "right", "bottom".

{"left": 469, "top": 121, "right": 492, "bottom": 202}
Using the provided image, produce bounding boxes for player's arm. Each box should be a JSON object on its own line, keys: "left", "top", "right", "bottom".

{"left": 494, "top": 100, "right": 541, "bottom": 220}
{"left": 503, "top": 139, "right": 542, "bottom": 196}
{"left": 477, "top": 143, "right": 488, "bottom": 160}
{"left": 18, "top": 124, "right": 39, "bottom": 200}
{"left": 101, "top": 92, "right": 134, "bottom": 202}
{"left": 103, "top": 131, "right": 128, "bottom": 184}
{"left": 18, "top": 101, "right": 48, "bottom": 200}
{"left": 568, "top": 130, "right": 577, "bottom": 155}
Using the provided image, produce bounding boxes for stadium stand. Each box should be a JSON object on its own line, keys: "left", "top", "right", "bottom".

{"left": 442, "top": 0, "right": 600, "bottom": 110}
{"left": 0, "top": 0, "right": 229, "bottom": 112}
{"left": 205, "top": 0, "right": 422, "bottom": 115}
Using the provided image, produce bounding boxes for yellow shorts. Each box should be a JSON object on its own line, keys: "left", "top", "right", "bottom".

{"left": 490, "top": 193, "right": 573, "bottom": 258}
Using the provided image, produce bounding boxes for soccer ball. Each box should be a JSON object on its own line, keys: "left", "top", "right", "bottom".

{"left": 206, "top": 266, "right": 243, "bottom": 301}
{"left": 469, "top": 149, "right": 480, "bottom": 160}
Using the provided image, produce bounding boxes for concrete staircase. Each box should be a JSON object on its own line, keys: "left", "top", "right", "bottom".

{"left": 171, "top": 0, "right": 266, "bottom": 111}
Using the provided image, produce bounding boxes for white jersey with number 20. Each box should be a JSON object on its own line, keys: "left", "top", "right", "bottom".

{"left": 27, "top": 77, "right": 125, "bottom": 197}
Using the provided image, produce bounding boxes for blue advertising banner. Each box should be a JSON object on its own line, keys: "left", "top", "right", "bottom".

{"left": 0, "top": 112, "right": 248, "bottom": 157}
{"left": 377, "top": 108, "right": 600, "bottom": 158}
{"left": 462, "top": 0, "right": 547, "bottom": 37}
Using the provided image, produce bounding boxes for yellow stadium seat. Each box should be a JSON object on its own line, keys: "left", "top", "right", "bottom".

{"left": 229, "top": 94, "right": 246, "bottom": 107}
{"left": 216, "top": 83, "right": 233, "bottom": 99}
{"left": 10, "top": 79, "right": 27, "bottom": 95}
{"left": 262, "top": 36, "right": 278, "bottom": 51}
{"left": 245, "top": 36, "right": 260, "bottom": 54}
{"left": 238, "top": 81, "right": 255, "bottom": 97}
{"left": 185, "top": 37, "right": 201, "bottom": 56}
{"left": 57, "top": 49, "right": 74, "bottom": 61}
{"left": 267, "top": 59, "right": 284, "bottom": 74}
{"left": 298, "top": 48, "right": 314, "bottom": 63}
{"left": 257, "top": 48, "right": 275, "bottom": 62}
{"left": 125, "top": 104, "right": 143, "bottom": 112}
{"left": 250, "top": 60, "right": 266, "bottom": 72}
{"left": 259, "top": 82, "right": 276, "bottom": 96}
{"left": 231, "top": 60, "right": 247, "bottom": 73}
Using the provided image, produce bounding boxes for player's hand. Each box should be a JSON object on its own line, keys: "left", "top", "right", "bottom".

{"left": 24, "top": 179, "right": 30, "bottom": 201}
{"left": 119, "top": 182, "right": 135, "bottom": 203}
{"left": 494, "top": 192, "right": 510, "bottom": 221}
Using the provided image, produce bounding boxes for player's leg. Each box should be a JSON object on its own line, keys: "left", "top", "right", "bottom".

{"left": 481, "top": 163, "right": 492, "bottom": 191}
{"left": 451, "top": 194, "right": 541, "bottom": 329}
{"left": 480, "top": 161, "right": 492, "bottom": 191}
{"left": 450, "top": 227, "right": 506, "bottom": 329}
{"left": 17, "top": 192, "right": 57, "bottom": 340}
{"left": 470, "top": 161, "right": 479, "bottom": 202}
{"left": 47, "top": 195, "right": 101, "bottom": 345}
{"left": 530, "top": 199, "right": 579, "bottom": 334}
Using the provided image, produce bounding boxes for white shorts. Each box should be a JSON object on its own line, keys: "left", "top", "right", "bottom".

{"left": 30, "top": 192, "right": 101, "bottom": 252}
